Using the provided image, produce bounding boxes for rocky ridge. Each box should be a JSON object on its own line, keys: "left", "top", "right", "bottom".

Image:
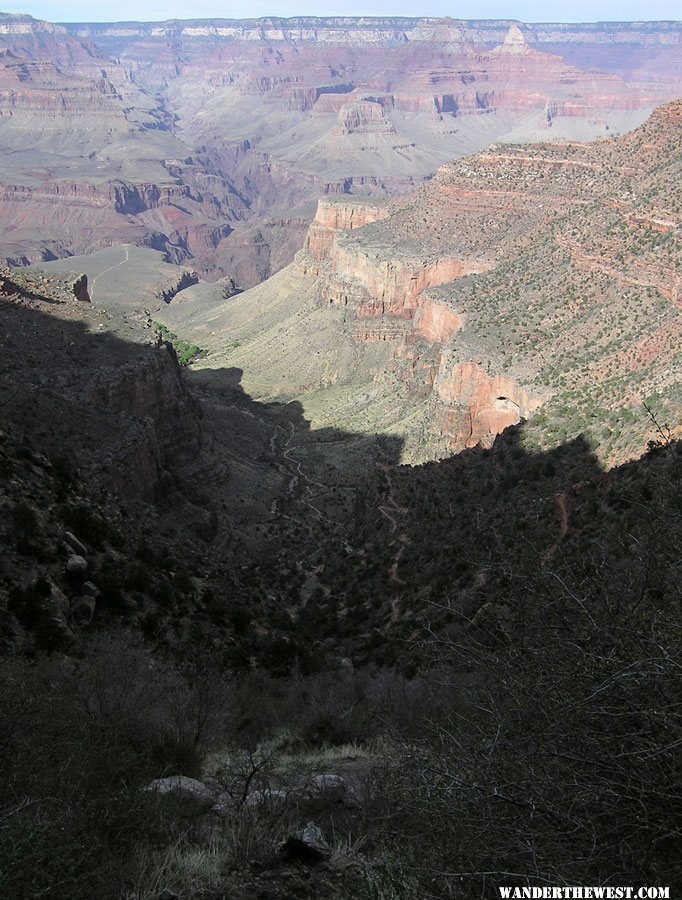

{"left": 0, "top": 266, "right": 201, "bottom": 498}
{"left": 159, "top": 101, "right": 681, "bottom": 463}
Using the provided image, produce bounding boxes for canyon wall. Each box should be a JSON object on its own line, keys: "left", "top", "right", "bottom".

{"left": 301, "top": 198, "right": 489, "bottom": 319}
{"left": 434, "top": 361, "right": 541, "bottom": 449}
{"left": 261, "top": 101, "right": 681, "bottom": 458}
{"left": 64, "top": 17, "right": 682, "bottom": 54}
{"left": 0, "top": 265, "right": 205, "bottom": 501}
{"left": 297, "top": 194, "right": 533, "bottom": 450}
{"left": 304, "top": 197, "right": 391, "bottom": 260}
{"left": 2, "top": 13, "right": 679, "bottom": 285}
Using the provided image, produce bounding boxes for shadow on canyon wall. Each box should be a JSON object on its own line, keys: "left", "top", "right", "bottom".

{"left": 2, "top": 290, "right": 676, "bottom": 670}
{"left": 1, "top": 294, "right": 681, "bottom": 898}
{"left": 0, "top": 293, "right": 629, "bottom": 648}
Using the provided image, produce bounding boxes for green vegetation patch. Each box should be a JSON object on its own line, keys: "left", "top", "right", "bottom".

{"left": 153, "top": 322, "right": 207, "bottom": 366}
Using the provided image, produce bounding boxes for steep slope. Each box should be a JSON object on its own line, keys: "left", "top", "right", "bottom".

{"left": 0, "top": 264, "right": 201, "bottom": 498}
{"left": 2, "top": 261, "right": 680, "bottom": 900}
{"left": 158, "top": 102, "right": 682, "bottom": 465}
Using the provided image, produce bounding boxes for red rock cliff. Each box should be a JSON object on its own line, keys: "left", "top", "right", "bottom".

{"left": 434, "top": 361, "right": 541, "bottom": 449}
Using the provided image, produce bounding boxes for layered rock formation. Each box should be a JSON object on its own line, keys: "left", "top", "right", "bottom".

{"left": 0, "top": 14, "right": 247, "bottom": 273}
{"left": 158, "top": 101, "right": 682, "bottom": 464}
{"left": 433, "top": 361, "right": 541, "bottom": 449}
{"left": 334, "top": 100, "right": 396, "bottom": 134}
{"left": 1, "top": 12, "right": 679, "bottom": 285}
{"left": 66, "top": 17, "right": 682, "bottom": 94}
{"left": 300, "top": 206, "right": 489, "bottom": 321}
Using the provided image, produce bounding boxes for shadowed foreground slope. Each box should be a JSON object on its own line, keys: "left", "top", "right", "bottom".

{"left": 0, "top": 271, "right": 680, "bottom": 896}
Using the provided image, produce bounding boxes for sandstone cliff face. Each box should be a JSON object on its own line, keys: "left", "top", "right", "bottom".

{"left": 302, "top": 197, "right": 488, "bottom": 319}
{"left": 0, "top": 174, "right": 236, "bottom": 269}
{"left": 297, "top": 195, "right": 527, "bottom": 451}
{"left": 325, "top": 245, "right": 483, "bottom": 318}
{"left": 304, "top": 198, "right": 391, "bottom": 260}
{"left": 434, "top": 361, "right": 540, "bottom": 448}
{"left": 88, "top": 344, "right": 185, "bottom": 423}
{"left": 0, "top": 13, "right": 66, "bottom": 35}
{"left": 66, "top": 16, "right": 682, "bottom": 66}
{"left": 0, "top": 180, "right": 196, "bottom": 215}
{"left": 413, "top": 298, "right": 463, "bottom": 344}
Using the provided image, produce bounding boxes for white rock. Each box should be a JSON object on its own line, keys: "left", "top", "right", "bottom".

{"left": 65, "top": 554, "right": 88, "bottom": 579}
{"left": 146, "top": 776, "right": 215, "bottom": 807}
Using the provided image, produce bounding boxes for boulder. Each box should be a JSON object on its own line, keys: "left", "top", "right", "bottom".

{"left": 280, "top": 820, "right": 330, "bottom": 864}
{"left": 63, "top": 531, "right": 87, "bottom": 556}
{"left": 71, "top": 273, "right": 91, "bottom": 303}
{"left": 44, "top": 580, "right": 75, "bottom": 640}
{"left": 146, "top": 775, "right": 216, "bottom": 808}
{"left": 48, "top": 580, "right": 71, "bottom": 624}
{"left": 301, "top": 821, "right": 328, "bottom": 852}
{"left": 309, "top": 773, "right": 350, "bottom": 802}
{"left": 65, "top": 553, "right": 88, "bottom": 579}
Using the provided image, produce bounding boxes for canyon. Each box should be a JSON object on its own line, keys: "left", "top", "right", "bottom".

{"left": 3, "top": 220, "right": 681, "bottom": 899}
{"left": 158, "top": 101, "right": 682, "bottom": 464}
{"left": 1, "top": 11, "right": 679, "bottom": 470}
{"left": 0, "top": 17, "right": 681, "bottom": 898}
{"left": 0, "top": 12, "right": 680, "bottom": 286}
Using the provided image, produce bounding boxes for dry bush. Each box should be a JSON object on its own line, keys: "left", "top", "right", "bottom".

{"left": 366, "top": 455, "right": 682, "bottom": 895}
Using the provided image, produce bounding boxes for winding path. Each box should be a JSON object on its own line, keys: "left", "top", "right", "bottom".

{"left": 90, "top": 245, "right": 130, "bottom": 301}
{"left": 377, "top": 463, "right": 410, "bottom": 586}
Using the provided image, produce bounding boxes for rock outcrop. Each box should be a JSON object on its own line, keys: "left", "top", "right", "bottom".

{"left": 413, "top": 298, "right": 463, "bottom": 344}
{"left": 86, "top": 342, "right": 201, "bottom": 496}
{"left": 0, "top": 266, "right": 202, "bottom": 499}
{"left": 155, "top": 270, "right": 200, "bottom": 303}
{"left": 304, "top": 198, "right": 391, "bottom": 260}
{"left": 434, "top": 361, "right": 541, "bottom": 448}
{"left": 334, "top": 100, "right": 396, "bottom": 134}
{"left": 300, "top": 198, "right": 489, "bottom": 321}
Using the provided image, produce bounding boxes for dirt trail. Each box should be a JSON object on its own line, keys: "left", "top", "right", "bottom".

{"left": 377, "top": 463, "right": 410, "bottom": 585}
{"left": 282, "top": 423, "right": 327, "bottom": 494}
{"left": 543, "top": 490, "right": 570, "bottom": 563}
{"left": 90, "top": 245, "right": 130, "bottom": 301}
